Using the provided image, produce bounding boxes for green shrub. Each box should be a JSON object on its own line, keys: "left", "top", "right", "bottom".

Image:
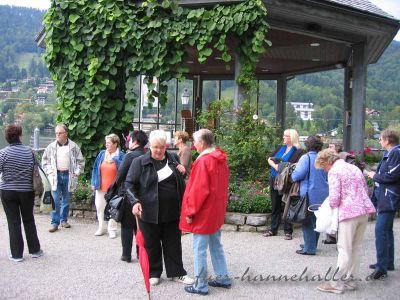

{"left": 197, "top": 99, "right": 278, "bottom": 182}
{"left": 228, "top": 180, "right": 271, "bottom": 214}
{"left": 71, "top": 176, "right": 93, "bottom": 205}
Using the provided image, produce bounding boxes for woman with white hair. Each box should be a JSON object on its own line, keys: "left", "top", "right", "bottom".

{"left": 125, "top": 130, "right": 194, "bottom": 286}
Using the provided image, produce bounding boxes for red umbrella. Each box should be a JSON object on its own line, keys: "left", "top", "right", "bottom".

{"left": 136, "top": 216, "right": 151, "bottom": 300}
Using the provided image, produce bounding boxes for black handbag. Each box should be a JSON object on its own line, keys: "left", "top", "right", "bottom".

{"left": 42, "top": 190, "right": 55, "bottom": 208}
{"left": 286, "top": 154, "right": 311, "bottom": 225}
{"left": 287, "top": 193, "right": 311, "bottom": 224}
{"left": 107, "top": 195, "right": 125, "bottom": 222}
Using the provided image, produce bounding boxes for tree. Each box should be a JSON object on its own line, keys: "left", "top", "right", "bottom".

{"left": 20, "top": 68, "right": 27, "bottom": 78}
{"left": 21, "top": 112, "right": 43, "bottom": 132}
{"left": 5, "top": 109, "right": 15, "bottom": 124}
{"left": 28, "top": 58, "right": 37, "bottom": 77}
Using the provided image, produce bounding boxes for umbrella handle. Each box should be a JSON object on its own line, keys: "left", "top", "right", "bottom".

{"left": 135, "top": 215, "right": 141, "bottom": 231}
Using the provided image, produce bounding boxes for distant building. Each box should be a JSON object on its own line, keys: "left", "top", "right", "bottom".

{"left": 289, "top": 102, "right": 314, "bottom": 120}
{"left": 366, "top": 108, "right": 380, "bottom": 116}
{"left": 35, "top": 96, "right": 46, "bottom": 106}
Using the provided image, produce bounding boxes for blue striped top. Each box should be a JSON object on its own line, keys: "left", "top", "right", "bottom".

{"left": 0, "top": 143, "right": 34, "bottom": 191}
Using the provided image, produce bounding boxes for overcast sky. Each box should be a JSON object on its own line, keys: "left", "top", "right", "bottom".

{"left": 0, "top": 0, "right": 399, "bottom": 40}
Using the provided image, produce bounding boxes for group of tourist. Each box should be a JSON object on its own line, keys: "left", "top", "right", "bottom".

{"left": 262, "top": 127, "right": 400, "bottom": 294}
{"left": 1, "top": 122, "right": 399, "bottom": 296}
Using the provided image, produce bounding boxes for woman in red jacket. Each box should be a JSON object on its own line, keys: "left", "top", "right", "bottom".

{"left": 180, "top": 129, "right": 231, "bottom": 295}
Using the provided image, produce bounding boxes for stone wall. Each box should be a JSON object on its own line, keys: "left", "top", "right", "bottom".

{"left": 222, "top": 212, "right": 271, "bottom": 232}
{"left": 34, "top": 196, "right": 97, "bottom": 220}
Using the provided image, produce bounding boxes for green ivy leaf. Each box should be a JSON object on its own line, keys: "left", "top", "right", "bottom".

{"left": 69, "top": 15, "right": 80, "bottom": 24}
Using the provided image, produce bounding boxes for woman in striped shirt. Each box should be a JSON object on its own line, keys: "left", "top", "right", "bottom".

{"left": 0, "top": 124, "right": 43, "bottom": 262}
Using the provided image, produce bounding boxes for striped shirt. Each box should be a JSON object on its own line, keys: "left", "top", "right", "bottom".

{"left": 0, "top": 143, "right": 34, "bottom": 191}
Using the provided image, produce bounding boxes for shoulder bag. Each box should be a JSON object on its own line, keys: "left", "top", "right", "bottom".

{"left": 106, "top": 195, "right": 125, "bottom": 222}
{"left": 32, "top": 152, "right": 44, "bottom": 196}
{"left": 286, "top": 154, "right": 311, "bottom": 225}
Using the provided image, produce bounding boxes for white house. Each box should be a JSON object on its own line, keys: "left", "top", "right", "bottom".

{"left": 290, "top": 102, "right": 314, "bottom": 120}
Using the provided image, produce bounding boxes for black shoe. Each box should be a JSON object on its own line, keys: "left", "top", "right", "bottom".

{"left": 208, "top": 279, "right": 231, "bottom": 289}
{"left": 322, "top": 239, "right": 337, "bottom": 245}
{"left": 369, "top": 269, "right": 387, "bottom": 280}
{"left": 369, "top": 264, "right": 394, "bottom": 271}
{"left": 299, "top": 244, "right": 304, "bottom": 249}
{"left": 120, "top": 255, "right": 132, "bottom": 263}
{"left": 296, "top": 249, "right": 315, "bottom": 255}
{"left": 184, "top": 286, "right": 208, "bottom": 295}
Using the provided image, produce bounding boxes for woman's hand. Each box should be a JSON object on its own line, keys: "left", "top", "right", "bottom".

{"left": 186, "top": 216, "right": 193, "bottom": 224}
{"left": 91, "top": 186, "right": 95, "bottom": 192}
{"left": 132, "top": 203, "right": 142, "bottom": 217}
{"left": 176, "top": 164, "right": 186, "bottom": 175}
{"left": 267, "top": 157, "right": 278, "bottom": 171}
{"left": 367, "top": 171, "right": 376, "bottom": 179}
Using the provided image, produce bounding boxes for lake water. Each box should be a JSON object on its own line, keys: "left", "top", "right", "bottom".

{"left": 0, "top": 130, "right": 54, "bottom": 149}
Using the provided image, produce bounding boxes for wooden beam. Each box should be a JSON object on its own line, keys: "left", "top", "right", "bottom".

{"left": 350, "top": 42, "right": 367, "bottom": 156}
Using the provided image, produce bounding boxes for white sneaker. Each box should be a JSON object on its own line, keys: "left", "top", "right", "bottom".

{"left": 9, "top": 256, "right": 24, "bottom": 262}
{"left": 94, "top": 229, "right": 106, "bottom": 236}
{"left": 171, "top": 275, "right": 195, "bottom": 285}
{"left": 109, "top": 231, "right": 117, "bottom": 239}
{"left": 150, "top": 278, "right": 160, "bottom": 286}
{"left": 31, "top": 250, "right": 44, "bottom": 258}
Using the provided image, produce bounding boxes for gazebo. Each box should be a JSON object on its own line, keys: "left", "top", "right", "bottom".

{"left": 37, "top": 0, "right": 400, "bottom": 154}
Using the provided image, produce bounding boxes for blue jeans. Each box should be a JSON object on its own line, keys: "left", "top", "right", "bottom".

{"left": 51, "top": 172, "right": 71, "bottom": 225}
{"left": 302, "top": 214, "right": 319, "bottom": 254}
{"left": 375, "top": 211, "right": 395, "bottom": 271}
{"left": 193, "top": 230, "right": 231, "bottom": 293}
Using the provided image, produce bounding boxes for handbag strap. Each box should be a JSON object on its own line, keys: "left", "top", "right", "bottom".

{"left": 306, "top": 154, "right": 311, "bottom": 194}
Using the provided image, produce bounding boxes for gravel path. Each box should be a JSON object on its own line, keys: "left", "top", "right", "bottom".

{"left": 1, "top": 207, "right": 399, "bottom": 300}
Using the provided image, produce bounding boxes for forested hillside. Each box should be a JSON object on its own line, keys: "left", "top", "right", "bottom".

{"left": 0, "top": 5, "right": 46, "bottom": 81}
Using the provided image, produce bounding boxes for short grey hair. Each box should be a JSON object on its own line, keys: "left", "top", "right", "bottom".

{"left": 193, "top": 129, "right": 215, "bottom": 148}
{"left": 149, "top": 130, "right": 167, "bottom": 145}
{"left": 56, "top": 123, "right": 68, "bottom": 133}
{"left": 315, "top": 148, "right": 340, "bottom": 169}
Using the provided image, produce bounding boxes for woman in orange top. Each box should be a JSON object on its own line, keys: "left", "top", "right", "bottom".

{"left": 91, "top": 134, "right": 125, "bottom": 238}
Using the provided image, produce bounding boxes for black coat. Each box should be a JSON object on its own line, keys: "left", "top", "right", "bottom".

{"left": 125, "top": 150, "right": 185, "bottom": 224}
{"left": 105, "top": 147, "right": 146, "bottom": 200}
{"left": 104, "top": 147, "right": 145, "bottom": 226}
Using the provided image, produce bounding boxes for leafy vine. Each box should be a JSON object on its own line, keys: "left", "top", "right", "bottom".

{"left": 44, "top": 0, "right": 270, "bottom": 167}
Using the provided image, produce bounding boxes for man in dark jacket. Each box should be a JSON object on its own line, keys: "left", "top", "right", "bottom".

{"left": 368, "top": 129, "right": 400, "bottom": 279}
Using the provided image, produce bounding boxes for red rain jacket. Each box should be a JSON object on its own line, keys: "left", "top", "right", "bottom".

{"left": 179, "top": 148, "right": 229, "bottom": 234}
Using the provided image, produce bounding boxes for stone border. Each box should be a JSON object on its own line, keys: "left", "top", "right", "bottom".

{"left": 223, "top": 212, "right": 271, "bottom": 232}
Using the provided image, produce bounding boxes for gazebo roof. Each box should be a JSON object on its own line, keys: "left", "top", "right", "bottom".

{"left": 36, "top": 0, "right": 400, "bottom": 78}
{"left": 179, "top": 0, "right": 400, "bottom": 77}
{"left": 325, "top": 0, "right": 395, "bottom": 19}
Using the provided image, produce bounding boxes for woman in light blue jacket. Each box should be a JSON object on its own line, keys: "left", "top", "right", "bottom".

{"left": 91, "top": 134, "right": 124, "bottom": 239}
{"left": 292, "top": 135, "right": 328, "bottom": 255}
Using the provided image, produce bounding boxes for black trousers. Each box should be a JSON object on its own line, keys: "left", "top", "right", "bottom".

{"left": 269, "top": 180, "right": 293, "bottom": 234}
{"left": 139, "top": 219, "right": 186, "bottom": 278}
{"left": 120, "top": 200, "right": 138, "bottom": 258}
{"left": 1, "top": 190, "right": 41, "bottom": 258}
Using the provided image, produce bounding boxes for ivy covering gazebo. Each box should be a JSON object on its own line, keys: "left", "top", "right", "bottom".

{"left": 39, "top": 0, "right": 400, "bottom": 167}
